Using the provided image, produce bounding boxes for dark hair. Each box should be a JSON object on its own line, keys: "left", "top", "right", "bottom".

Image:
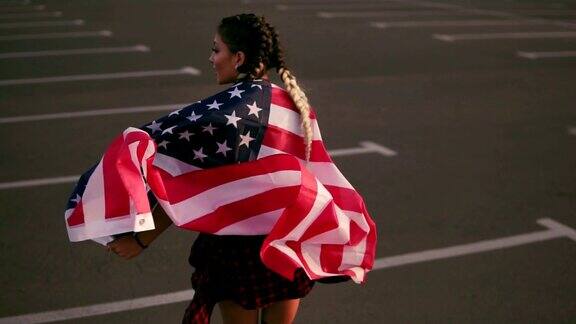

{"left": 218, "top": 13, "right": 284, "bottom": 77}
{"left": 218, "top": 13, "right": 314, "bottom": 161}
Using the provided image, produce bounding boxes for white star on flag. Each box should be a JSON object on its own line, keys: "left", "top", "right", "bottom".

{"left": 146, "top": 120, "right": 163, "bottom": 133}
{"left": 215, "top": 140, "right": 232, "bottom": 156}
{"left": 193, "top": 147, "right": 207, "bottom": 162}
{"left": 187, "top": 111, "right": 202, "bottom": 122}
{"left": 158, "top": 140, "right": 170, "bottom": 149}
{"left": 239, "top": 131, "right": 255, "bottom": 148}
{"left": 202, "top": 123, "right": 217, "bottom": 135}
{"left": 246, "top": 101, "right": 262, "bottom": 117}
{"left": 225, "top": 110, "right": 242, "bottom": 128}
{"left": 228, "top": 87, "right": 245, "bottom": 99}
{"left": 161, "top": 126, "right": 177, "bottom": 135}
{"left": 178, "top": 130, "right": 193, "bottom": 141}
{"left": 71, "top": 194, "right": 81, "bottom": 204}
{"left": 207, "top": 100, "right": 223, "bottom": 110}
{"left": 169, "top": 109, "right": 181, "bottom": 117}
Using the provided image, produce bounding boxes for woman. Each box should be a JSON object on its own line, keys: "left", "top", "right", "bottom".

{"left": 108, "top": 14, "right": 319, "bottom": 324}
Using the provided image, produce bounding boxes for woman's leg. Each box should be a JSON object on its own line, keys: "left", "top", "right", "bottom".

{"left": 219, "top": 300, "right": 259, "bottom": 324}
{"left": 261, "top": 299, "right": 301, "bottom": 324}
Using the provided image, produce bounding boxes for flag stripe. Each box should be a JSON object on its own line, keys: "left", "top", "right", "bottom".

{"left": 262, "top": 125, "right": 331, "bottom": 162}
{"left": 271, "top": 87, "right": 317, "bottom": 119}
{"left": 179, "top": 186, "right": 299, "bottom": 233}
{"left": 269, "top": 103, "right": 322, "bottom": 140}
{"left": 157, "top": 154, "right": 302, "bottom": 204}
{"left": 168, "top": 170, "right": 302, "bottom": 226}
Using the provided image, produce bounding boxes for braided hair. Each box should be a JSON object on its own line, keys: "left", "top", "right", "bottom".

{"left": 218, "top": 13, "right": 313, "bottom": 161}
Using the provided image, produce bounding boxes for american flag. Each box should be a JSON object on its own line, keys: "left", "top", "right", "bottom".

{"left": 65, "top": 79, "right": 376, "bottom": 283}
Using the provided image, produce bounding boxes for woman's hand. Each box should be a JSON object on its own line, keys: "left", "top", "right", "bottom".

{"left": 107, "top": 236, "right": 144, "bottom": 260}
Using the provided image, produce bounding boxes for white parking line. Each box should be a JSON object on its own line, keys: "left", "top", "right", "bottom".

{"left": 0, "top": 104, "right": 183, "bottom": 124}
{"left": 0, "top": 45, "right": 150, "bottom": 59}
{"left": 0, "top": 30, "right": 112, "bottom": 41}
{"left": 0, "top": 176, "right": 80, "bottom": 190}
{"left": 433, "top": 31, "right": 576, "bottom": 42}
{"left": 517, "top": 50, "right": 576, "bottom": 59}
{"left": 370, "top": 19, "right": 546, "bottom": 29}
{"left": 318, "top": 10, "right": 473, "bottom": 18}
{"left": 0, "top": 217, "right": 572, "bottom": 323}
{"left": 277, "top": 3, "right": 420, "bottom": 11}
{"left": 0, "top": 142, "right": 396, "bottom": 190}
{"left": 0, "top": 67, "right": 201, "bottom": 86}
{"left": 0, "top": 290, "right": 195, "bottom": 324}
{"left": 0, "top": 11, "right": 61, "bottom": 19}
{"left": 0, "top": 19, "right": 83, "bottom": 29}
{"left": 0, "top": 0, "right": 31, "bottom": 6}
{"left": 375, "top": 218, "right": 573, "bottom": 269}
{"left": 0, "top": 4, "right": 44, "bottom": 11}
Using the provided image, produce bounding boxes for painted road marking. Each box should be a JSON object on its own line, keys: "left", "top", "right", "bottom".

{"left": 0, "top": 30, "right": 112, "bottom": 41}
{"left": 0, "top": 104, "right": 184, "bottom": 124}
{"left": 370, "top": 19, "right": 546, "bottom": 29}
{"left": 0, "top": 11, "right": 61, "bottom": 19}
{"left": 393, "top": 0, "right": 576, "bottom": 28}
{"left": 0, "top": 142, "right": 396, "bottom": 190}
{"left": 318, "top": 10, "right": 473, "bottom": 18}
{"left": 0, "top": 176, "right": 79, "bottom": 190}
{"left": 0, "top": 66, "right": 201, "bottom": 86}
{"left": 517, "top": 50, "right": 576, "bottom": 59}
{"left": 0, "top": 290, "right": 196, "bottom": 324}
{"left": 0, "top": 19, "right": 83, "bottom": 29}
{"left": 278, "top": 3, "right": 420, "bottom": 11}
{"left": 433, "top": 31, "right": 576, "bottom": 42}
{"left": 0, "top": 5, "right": 44, "bottom": 11}
{"left": 375, "top": 218, "right": 574, "bottom": 269}
{"left": 0, "top": 0, "right": 32, "bottom": 6}
{"left": 0, "top": 217, "right": 573, "bottom": 323}
{"left": 0, "top": 45, "right": 150, "bottom": 59}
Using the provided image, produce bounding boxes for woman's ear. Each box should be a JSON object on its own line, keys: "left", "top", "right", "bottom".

{"left": 235, "top": 51, "right": 246, "bottom": 69}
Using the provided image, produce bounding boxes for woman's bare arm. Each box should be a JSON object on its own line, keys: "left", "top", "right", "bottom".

{"left": 107, "top": 206, "right": 173, "bottom": 259}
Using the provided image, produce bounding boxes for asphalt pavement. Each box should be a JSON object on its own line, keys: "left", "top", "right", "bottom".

{"left": 0, "top": 0, "right": 575, "bottom": 323}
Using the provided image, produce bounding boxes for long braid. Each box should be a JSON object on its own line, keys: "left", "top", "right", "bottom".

{"left": 219, "top": 14, "right": 314, "bottom": 161}
{"left": 264, "top": 21, "right": 313, "bottom": 162}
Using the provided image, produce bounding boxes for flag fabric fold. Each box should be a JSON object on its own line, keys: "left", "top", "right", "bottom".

{"left": 65, "top": 79, "right": 377, "bottom": 283}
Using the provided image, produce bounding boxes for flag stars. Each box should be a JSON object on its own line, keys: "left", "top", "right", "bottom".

{"left": 169, "top": 109, "right": 181, "bottom": 117}
{"left": 239, "top": 131, "right": 255, "bottom": 148}
{"left": 207, "top": 100, "right": 223, "bottom": 110}
{"left": 225, "top": 110, "right": 242, "bottom": 128}
{"left": 246, "top": 101, "right": 262, "bottom": 118}
{"left": 178, "top": 130, "right": 194, "bottom": 141}
{"left": 146, "top": 120, "right": 163, "bottom": 133}
{"left": 202, "top": 123, "right": 218, "bottom": 135}
{"left": 215, "top": 140, "right": 232, "bottom": 156}
{"left": 228, "top": 87, "right": 245, "bottom": 99}
{"left": 70, "top": 194, "right": 81, "bottom": 204}
{"left": 193, "top": 147, "right": 208, "bottom": 162}
{"left": 158, "top": 140, "right": 170, "bottom": 149}
{"left": 187, "top": 111, "right": 202, "bottom": 122}
{"left": 161, "top": 126, "right": 177, "bottom": 135}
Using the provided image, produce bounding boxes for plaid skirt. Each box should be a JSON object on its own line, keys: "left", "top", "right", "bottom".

{"left": 181, "top": 233, "right": 315, "bottom": 323}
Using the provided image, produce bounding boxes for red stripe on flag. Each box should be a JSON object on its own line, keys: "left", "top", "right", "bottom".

{"left": 179, "top": 186, "right": 299, "bottom": 233}
{"left": 325, "top": 185, "right": 365, "bottom": 213}
{"left": 66, "top": 201, "right": 85, "bottom": 227}
{"left": 261, "top": 164, "right": 318, "bottom": 280}
{"left": 159, "top": 154, "right": 302, "bottom": 204}
{"left": 271, "top": 88, "right": 317, "bottom": 119}
{"left": 102, "top": 135, "right": 131, "bottom": 219}
{"left": 262, "top": 125, "right": 331, "bottom": 162}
